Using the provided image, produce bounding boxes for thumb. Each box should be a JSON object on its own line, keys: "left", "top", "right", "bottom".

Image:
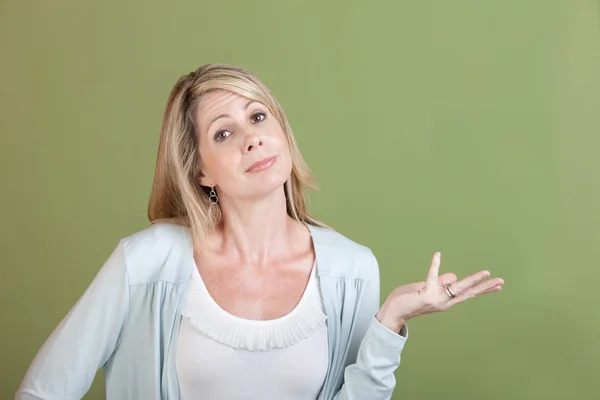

{"left": 426, "top": 252, "right": 441, "bottom": 287}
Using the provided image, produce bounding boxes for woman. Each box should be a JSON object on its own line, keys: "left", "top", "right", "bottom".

{"left": 16, "top": 64, "right": 504, "bottom": 400}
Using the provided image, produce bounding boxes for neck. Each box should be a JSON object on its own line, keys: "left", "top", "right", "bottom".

{"left": 212, "top": 186, "right": 302, "bottom": 266}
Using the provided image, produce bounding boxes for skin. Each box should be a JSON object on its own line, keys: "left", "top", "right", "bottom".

{"left": 193, "top": 89, "right": 504, "bottom": 329}
{"left": 194, "top": 89, "right": 314, "bottom": 320}
{"left": 376, "top": 252, "right": 504, "bottom": 333}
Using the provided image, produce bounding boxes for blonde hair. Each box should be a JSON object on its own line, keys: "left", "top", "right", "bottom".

{"left": 147, "top": 63, "right": 326, "bottom": 248}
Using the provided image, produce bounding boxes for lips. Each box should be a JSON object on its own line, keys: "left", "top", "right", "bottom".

{"left": 246, "top": 156, "right": 277, "bottom": 173}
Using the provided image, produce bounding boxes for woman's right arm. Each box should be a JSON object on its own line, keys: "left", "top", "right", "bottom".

{"left": 15, "top": 240, "right": 130, "bottom": 400}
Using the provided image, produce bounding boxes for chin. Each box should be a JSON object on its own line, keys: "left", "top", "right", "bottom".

{"left": 264, "top": 175, "right": 289, "bottom": 193}
{"left": 248, "top": 172, "right": 289, "bottom": 199}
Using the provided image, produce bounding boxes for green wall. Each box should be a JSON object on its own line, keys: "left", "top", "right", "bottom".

{"left": 1, "top": 1, "right": 598, "bottom": 399}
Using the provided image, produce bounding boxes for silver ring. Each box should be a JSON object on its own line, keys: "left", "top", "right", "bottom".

{"left": 445, "top": 284, "right": 458, "bottom": 298}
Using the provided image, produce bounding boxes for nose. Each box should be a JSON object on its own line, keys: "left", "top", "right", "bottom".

{"left": 243, "top": 130, "right": 263, "bottom": 153}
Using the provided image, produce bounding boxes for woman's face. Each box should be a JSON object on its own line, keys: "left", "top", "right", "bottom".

{"left": 195, "top": 89, "right": 292, "bottom": 201}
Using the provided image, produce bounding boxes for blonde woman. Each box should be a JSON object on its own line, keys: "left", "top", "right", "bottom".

{"left": 16, "top": 64, "right": 504, "bottom": 400}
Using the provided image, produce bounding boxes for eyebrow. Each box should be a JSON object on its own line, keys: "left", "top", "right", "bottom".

{"left": 206, "top": 100, "right": 258, "bottom": 133}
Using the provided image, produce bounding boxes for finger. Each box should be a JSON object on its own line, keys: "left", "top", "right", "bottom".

{"left": 450, "top": 278, "right": 504, "bottom": 304}
{"left": 464, "top": 277, "right": 504, "bottom": 297}
{"left": 438, "top": 272, "right": 458, "bottom": 287}
{"left": 426, "top": 252, "right": 441, "bottom": 287}
{"left": 473, "top": 278, "right": 504, "bottom": 295}
{"left": 449, "top": 285, "right": 503, "bottom": 307}
{"left": 482, "top": 285, "right": 502, "bottom": 295}
{"left": 451, "top": 270, "right": 491, "bottom": 294}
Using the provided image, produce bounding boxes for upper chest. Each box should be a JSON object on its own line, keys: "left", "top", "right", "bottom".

{"left": 192, "top": 249, "right": 315, "bottom": 321}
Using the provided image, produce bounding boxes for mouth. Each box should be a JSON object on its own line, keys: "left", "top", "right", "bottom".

{"left": 245, "top": 156, "right": 277, "bottom": 173}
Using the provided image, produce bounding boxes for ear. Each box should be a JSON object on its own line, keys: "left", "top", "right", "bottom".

{"left": 197, "top": 172, "right": 215, "bottom": 188}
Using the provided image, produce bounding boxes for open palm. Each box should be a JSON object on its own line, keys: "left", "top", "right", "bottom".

{"left": 377, "top": 252, "right": 504, "bottom": 332}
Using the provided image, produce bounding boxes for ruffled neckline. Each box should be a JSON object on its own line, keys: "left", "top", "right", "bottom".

{"left": 181, "top": 262, "right": 328, "bottom": 351}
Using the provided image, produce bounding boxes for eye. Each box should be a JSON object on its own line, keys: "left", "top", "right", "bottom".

{"left": 214, "top": 129, "right": 232, "bottom": 142}
{"left": 251, "top": 111, "right": 267, "bottom": 123}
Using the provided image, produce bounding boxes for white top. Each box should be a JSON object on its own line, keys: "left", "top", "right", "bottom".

{"left": 176, "top": 261, "right": 329, "bottom": 400}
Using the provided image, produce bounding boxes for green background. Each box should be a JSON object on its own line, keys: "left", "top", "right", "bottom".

{"left": 1, "top": 0, "right": 599, "bottom": 398}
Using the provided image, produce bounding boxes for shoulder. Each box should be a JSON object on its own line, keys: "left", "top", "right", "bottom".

{"left": 307, "top": 224, "right": 378, "bottom": 280}
{"left": 119, "top": 222, "right": 194, "bottom": 285}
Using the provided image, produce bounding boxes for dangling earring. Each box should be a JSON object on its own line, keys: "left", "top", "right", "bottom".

{"left": 209, "top": 187, "right": 219, "bottom": 205}
{"left": 208, "top": 186, "right": 221, "bottom": 225}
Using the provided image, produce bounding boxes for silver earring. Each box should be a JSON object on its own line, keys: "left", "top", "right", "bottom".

{"left": 208, "top": 187, "right": 221, "bottom": 225}
{"left": 209, "top": 187, "right": 218, "bottom": 204}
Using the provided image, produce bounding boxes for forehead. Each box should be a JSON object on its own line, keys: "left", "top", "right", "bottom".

{"left": 196, "top": 90, "right": 249, "bottom": 119}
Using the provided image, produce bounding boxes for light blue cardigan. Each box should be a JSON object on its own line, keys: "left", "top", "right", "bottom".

{"left": 16, "top": 222, "right": 408, "bottom": 399}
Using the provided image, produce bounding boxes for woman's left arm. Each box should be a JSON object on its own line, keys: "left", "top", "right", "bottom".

{"left": 332, "top": 251, "right": 504, "bottom": 400}
{"left": 330, "top": 252, "right": 409, "bottom": 400}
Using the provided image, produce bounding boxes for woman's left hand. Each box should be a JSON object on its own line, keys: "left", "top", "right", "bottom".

{"left": 376, "top": 252, "right": 504, "bottom": 333}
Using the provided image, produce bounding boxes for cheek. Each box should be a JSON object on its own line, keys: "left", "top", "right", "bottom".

{"left": 198, "top": 144, "right": 221, "bottom": 174}
{"left": 277, "top": 142, "right": 293, "bottom": 175}
{"left": 269, "top": 126, "right": 290, "bottom": 152}
{"left": 204, "top": 152, "right": 232, "bottom": 172}
{"left": 278, "top": 136, "right": 292, "bottom": 161}
{"left": 203, "top": 147, "right": 243, "bottom": 181}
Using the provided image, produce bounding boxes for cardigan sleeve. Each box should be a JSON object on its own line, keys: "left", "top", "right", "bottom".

{"left": 15, "top": 240, "right": 130, "bottom": 400}
{"left": 332, "top": 251, "right": 408, "bottom": 400}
